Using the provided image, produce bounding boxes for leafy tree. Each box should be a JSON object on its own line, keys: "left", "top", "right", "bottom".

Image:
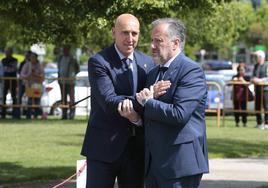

{"left": 0, "top": 0, "right": 227, "bottom": 53}
{"left": 245, "top": 2, "right": 268, "bottom": 48}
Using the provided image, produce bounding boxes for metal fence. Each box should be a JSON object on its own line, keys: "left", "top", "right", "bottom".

{"left": 0, "top": 76, "right": 91, "bottom": 119}
{"left": 206, "top": 81, "right": 222, "bottom": 127}
{"left": 222, "top": 81, "right": 268, "bottom": 127}
{"left": 1, "top": 77, "right": 224, "bottom": 124}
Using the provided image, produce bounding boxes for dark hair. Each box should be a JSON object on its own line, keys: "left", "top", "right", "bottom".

{"left": 236, "top": 63, "right": 246, "bottom": 72}
{"left": 31, "top": 52, "right": 38, "bottom": 58}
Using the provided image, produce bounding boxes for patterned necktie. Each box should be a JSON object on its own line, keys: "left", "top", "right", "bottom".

{"left": 157, "top": 66, "right": 168, "bottom": 81}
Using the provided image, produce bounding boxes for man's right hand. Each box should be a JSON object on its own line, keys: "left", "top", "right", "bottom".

{"left": 118, "top": 99, "right": 140, "bottom": 122}
{"left": 153, "top": 80, "right": 171, "bottom": 99}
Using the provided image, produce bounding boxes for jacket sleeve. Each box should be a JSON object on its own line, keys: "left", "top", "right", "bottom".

{"left": 144, "top": 66, "right": 207, "bottom": 127}
{"left": 88, "top": 57, "right": 127, "bottom": 115}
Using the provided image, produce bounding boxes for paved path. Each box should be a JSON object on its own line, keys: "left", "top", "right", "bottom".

{"left": 1, "top": 158, "right": 268, "bottom": 188}
{"left": 200, "top": 157, "right": 268, "bottom": 188}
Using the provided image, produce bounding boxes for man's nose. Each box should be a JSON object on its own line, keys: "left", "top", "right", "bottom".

{"left": 151, "top": 42, "right": 156, "bottom": 49}
{"left": 126, "top": 33, "right": 134, "bottom": 42}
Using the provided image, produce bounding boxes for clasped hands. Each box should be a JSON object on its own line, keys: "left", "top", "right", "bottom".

{"left": 118, "top": 80, "right": 171, "bottom": 122}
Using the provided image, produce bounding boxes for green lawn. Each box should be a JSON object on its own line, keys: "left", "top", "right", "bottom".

{"left": 0, "top": 115, "right": 268, "bottom": 184}
{"left": 206, "top": 116, "right": 268, "bottom": 158}
{"left": 0, "top": 118, "right": 87, "bottom": 184}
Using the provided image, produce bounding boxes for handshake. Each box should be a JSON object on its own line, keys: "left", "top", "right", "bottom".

{"left": 117, "top": 80, "right": 171, "bottom": 123}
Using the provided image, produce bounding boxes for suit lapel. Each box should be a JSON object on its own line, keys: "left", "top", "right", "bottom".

{"left": 107, "top": 46, "right": 152, "bottom": 93}
{"left": 106, "top": 44, "right": 123, "bottom": 70}
{"left": 162, "top": 53, "right": 183, "bottom": 81}
{"left": 153, "top": 53, "right": 184, "bottom": 101}
{"left": 134, "top": 51, "right": 151, "bottom": 91}
{"left": 107, "top": 45, "right": 132, "bottom": 94}
{"left": 146, "top": 67, "right": 159, "bottom": 87}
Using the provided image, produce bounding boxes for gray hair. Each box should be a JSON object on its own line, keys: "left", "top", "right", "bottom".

{"left": 152, "top": 18, "right": 186, "bottom": 50}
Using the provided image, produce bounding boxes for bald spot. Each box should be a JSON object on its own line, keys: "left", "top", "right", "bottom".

{"left": 114, "top": 14, "right": 140, "bottom": 30}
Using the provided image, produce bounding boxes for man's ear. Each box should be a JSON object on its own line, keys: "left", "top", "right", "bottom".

{"left": 112, "top": 27, "right": 115, "bottom": 39}
{"left": 173, "top": 38, "right": 180, "bottom": 50}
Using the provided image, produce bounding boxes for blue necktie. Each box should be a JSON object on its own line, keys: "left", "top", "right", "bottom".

{"left": 122, "top": 58, "right": 136, "bottom": 94}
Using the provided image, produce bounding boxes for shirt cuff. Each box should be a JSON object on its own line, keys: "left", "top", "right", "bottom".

{"left": 141, "top": 98, "right": 151, "bottom": 106}
{"left": 131, "top": 118, "right": 143, "bottom": 126}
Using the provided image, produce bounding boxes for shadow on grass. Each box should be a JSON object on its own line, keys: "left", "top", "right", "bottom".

{"left": 0, "top": 162, "right": 74, "bottom": 184}
{"left": 208, "top": 138, "right": 268, "bottom": 158}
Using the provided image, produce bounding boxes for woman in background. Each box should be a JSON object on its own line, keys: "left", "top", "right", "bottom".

{"left": 21, "top": 52, "right": 44, "bottom": 119}
{"left": 232, "top": 63, "right": 251, "bottom": 127}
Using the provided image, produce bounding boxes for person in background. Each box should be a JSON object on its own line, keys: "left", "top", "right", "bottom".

{"left": 232, "top": 63, "right": 251, "bottom": 127}
{"left": 21, "top": 52, "right": 44, "bottom": 119}
{"left": 81, "top": 13, "right": 155, "bottom": 188}
{"left": 1, "top": 47, "right": 19, "bottom": 119}
{"left": 57, "top": 45, "right": 80, "bottom": 119}
{"left": 252, "top": 50, "right": 268, "bottom": 130}
{"left": 18, "top": 50, "right": 32, "bottom": 117}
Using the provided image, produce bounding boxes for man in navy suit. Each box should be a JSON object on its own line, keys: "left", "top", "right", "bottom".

{"left": 81, "top": 13, "right": 154, "bottom": 188}
{"left": 120, "top": 18, "right": 209, "bottom": 188}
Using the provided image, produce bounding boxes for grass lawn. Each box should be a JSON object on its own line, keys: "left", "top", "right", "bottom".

{"left": 0, "top": 115, "right": 268, "bottom": 184}
{"left": 206, "top": 115, "right": 268, "bottom": 158}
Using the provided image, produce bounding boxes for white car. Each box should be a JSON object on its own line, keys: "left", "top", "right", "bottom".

{"left": 42, "top": 71, "right": 91, "bottom": 116}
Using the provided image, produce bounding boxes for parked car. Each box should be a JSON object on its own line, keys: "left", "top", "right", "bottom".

{"left": 202, "top": 60, "right": 233, "bottom": 71}
{"left": 205, "top": 69, "right": 237, "bottom": 81}
{"left": 42, "top": 71, "right": 91, "bottom": 116}
{"left": 44, "top": 68, "right": 58, "bottom": 84}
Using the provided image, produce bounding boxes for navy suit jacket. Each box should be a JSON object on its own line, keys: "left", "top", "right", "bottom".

{"left": 144, "top": 53, "right": 209, "bottom": 179}
{"left": 81, "top": 44, "right": 154, "bottom": 162}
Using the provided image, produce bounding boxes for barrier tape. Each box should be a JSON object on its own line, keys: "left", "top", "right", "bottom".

{"left": 52, "top": 161, "right": 87, "bottom": 188}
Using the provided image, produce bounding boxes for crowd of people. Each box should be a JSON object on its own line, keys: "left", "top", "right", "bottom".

{"left": 0, "top": 45, "right": 79, "bottom": 120}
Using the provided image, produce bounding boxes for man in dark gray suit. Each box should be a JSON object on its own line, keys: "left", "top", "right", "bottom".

{"left": 81, "top": 13, "right": 154, "bottom": 188}
{"left": 119, "top": 18, "right": 209, "bottom": 188}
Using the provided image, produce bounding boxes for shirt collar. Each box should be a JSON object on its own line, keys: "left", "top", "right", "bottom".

{"left": 114, "top": 44, "right": 134, "bottom": 61}
{"left": 161, "top": 51, "right": 181, "bottom": 68}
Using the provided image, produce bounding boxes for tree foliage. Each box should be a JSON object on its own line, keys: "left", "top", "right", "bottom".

{"left": 2, "top": 0, "right": 267, "bottom": 60}
{"left": 0, "top": 0, "right": 225, "bottom": 51}
{"left": 245, "top": 2, "right": 268, "bottom": 48}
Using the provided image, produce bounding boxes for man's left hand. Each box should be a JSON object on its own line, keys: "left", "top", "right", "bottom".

{"left": 136, "top": 86, "right": 154, "bottom": 106}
